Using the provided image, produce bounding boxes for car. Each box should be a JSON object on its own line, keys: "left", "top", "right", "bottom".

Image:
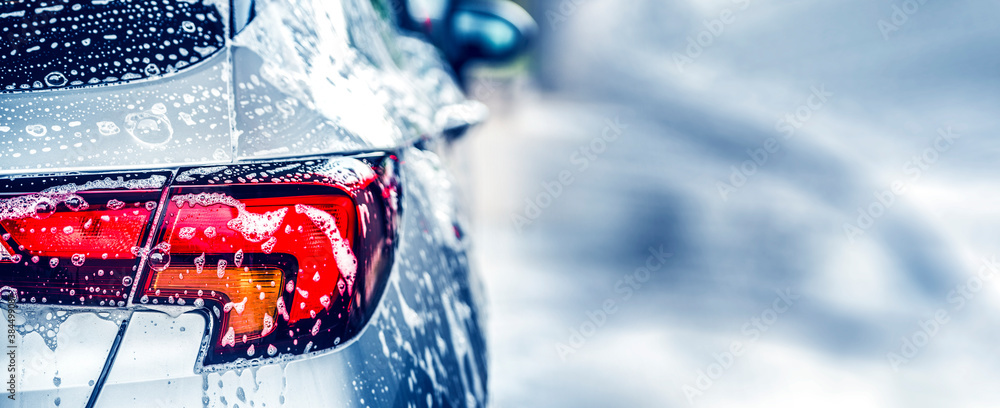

{"left": 0, "top": 0, "right": 534, "bottom": 406}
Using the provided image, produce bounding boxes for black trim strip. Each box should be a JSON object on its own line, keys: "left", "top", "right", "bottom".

{"left": 84, "top": 314, "right": 131, "bottom": 408}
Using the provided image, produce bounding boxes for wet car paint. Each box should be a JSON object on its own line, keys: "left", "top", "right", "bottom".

{"left": 2, "top": 0, "right": 489, "bottom": 406}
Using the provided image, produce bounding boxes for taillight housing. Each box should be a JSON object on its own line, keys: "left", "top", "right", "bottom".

{"left": 0, "top": 155, "right": 400, "bottom": 369}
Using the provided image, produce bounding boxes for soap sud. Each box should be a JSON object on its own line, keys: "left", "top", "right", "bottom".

{"left": 261, "top": 237, "right": 277, "bottom": 254}
{"left": 221, "top": 327, "right": 236, "bottom": 347}
{"left": 223, "top": 297, "right": 247, "bottom": 315}
{"left": 179, "top": 227, "right": 197, "bottom": 240}
{"left": 172, "top": 192, "right": 287, "bottom": 243}
{"left": 216, "top": 259, "right": 227, "bottom": 278}
{"left": 261, "top": 313, "right": 275, "bottom": 336}
{"left": 313, "top": 159, "right": 378, "bottom": 192}
{"left": 194, "top": 253, "right": 206, "bottom": 273}
{"left": 13, "top": 307, "right": 131, "bottom": 352}
{"left": 176, "top": 166, "right": 227, "bottom": 182}
{"left": 275, "top": 297, "right": 289, "bottom": 321}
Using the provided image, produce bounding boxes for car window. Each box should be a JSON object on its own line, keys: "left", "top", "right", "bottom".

{"left": 0, "top": 0, "right": 226, "bottom": 93}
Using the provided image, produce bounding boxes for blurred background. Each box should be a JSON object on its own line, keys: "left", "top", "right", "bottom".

{"left": 451, "top": 0, "right": 1000, "bottom": 407}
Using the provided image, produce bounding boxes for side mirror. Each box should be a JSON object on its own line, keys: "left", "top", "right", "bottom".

{"left": 445, "top": 0, "right": 536, "bottom": 80}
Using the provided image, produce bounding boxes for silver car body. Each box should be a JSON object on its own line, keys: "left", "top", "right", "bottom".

{"left": 1, "top": 0, "right": 489, "bottom": 406}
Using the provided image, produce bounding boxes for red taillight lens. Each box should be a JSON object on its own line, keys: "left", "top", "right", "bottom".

{"left": 2, "top": 196, "right": 153, "bottom": 260}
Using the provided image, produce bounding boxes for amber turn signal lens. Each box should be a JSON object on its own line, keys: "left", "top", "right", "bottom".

{"left": 151, "top": 264, "right": 284, "bottom": 343}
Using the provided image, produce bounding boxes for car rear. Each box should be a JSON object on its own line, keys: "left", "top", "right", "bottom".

{"left": 1, "top": 0, "right": 488, "bottom": 406}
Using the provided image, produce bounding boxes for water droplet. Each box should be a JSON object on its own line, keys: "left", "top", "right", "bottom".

{"left": 34, "top": 200, "right": 56, "bottom": 219}
{"left": 144, "top": 63, "right": 161, "bottom": 76}
{"left": 150, "top": 103, "right": 167, "bottom": 115}
{"left": 124, "top": 111, "right": 173, "bottom": 145}
{"left": 234, "top": 249, "right": 243, "bottom": 268}
{"left": 97, "top": 121, "right": 120, "bottom": 136}
{"left": 179, "top": 227, "right": 197, "bottom": 240}
{"left": 194, "top": 253, "right": 206, "bottom": 273}
{"left": 44, "top": 72, "right": 68, "bottom": 87}
{"left": 64, "top": 195, "right": 88, "bottom": 211}
{"left": 25, "top": 124, "right": 47, "bottom": 137}
{"left": 122, "top": 276, "right": 133, "bottom": 287}
{"left": 212, "top": 148, "right": 228, "bottom": 161}
{"left": 106, "top": 199, "right": 126, "bottom": 210}
{"left": 71, "top": 254, "right": 85, "bottom": 267}
{"left": 149, "top": 248, "right": 171, "bottom": 272}
{"left": 49, "top": 258, "right": 59, "bottom": 268}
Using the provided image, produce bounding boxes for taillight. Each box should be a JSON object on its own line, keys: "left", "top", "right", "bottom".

{"left": 0, "top": 155, "right": 399, "bottom": 369}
